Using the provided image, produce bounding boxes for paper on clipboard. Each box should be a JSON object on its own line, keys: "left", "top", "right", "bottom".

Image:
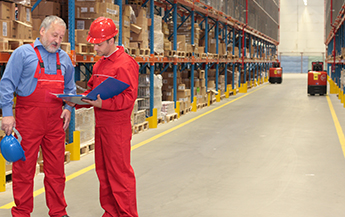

{"left": 56, "top": 77, "right": 130, "bottom": 105}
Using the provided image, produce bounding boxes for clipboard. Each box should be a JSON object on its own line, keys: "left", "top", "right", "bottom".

{"left": 56, "top": 77, "right": 130, "bottom": 105}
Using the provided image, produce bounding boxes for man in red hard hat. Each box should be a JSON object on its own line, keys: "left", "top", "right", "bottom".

{"left": 78, "top": 17, "right": 139, "bottom": 216}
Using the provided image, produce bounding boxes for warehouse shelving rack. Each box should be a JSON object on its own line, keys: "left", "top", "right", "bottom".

{"left": 325, "top": 1, "right": 345, "bottom": 103}
{"left": 136, "top": 0, "right": 278, "bottom": 122}
{"left": 0, "top": 0, "right": 279, "bottom": 144}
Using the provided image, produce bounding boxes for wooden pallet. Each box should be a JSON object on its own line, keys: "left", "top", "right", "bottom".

{"left": 197, "top": 103, "right": 207, "bottom": 110}
{"left": 80, "top": 143, "right": 95, "bottom": 156}
{"left": 177, "top": 51, "right": 185, "bottom": 58}
{"left": 129, "top": 47, "right": 139, "bottom": 56}
{"left": 128, "top": 0, "right": 142, "bottom": 5}
{"left": 133, "top": 121, "right": 149, "bottom": 134}
{"left": 186, "top": 52, "right": 193, "bottom": 58}
{"left": 153, "top": 51, "right": 163, "bottom": 57}
{"left": 0, "top": 38, "right": 24, "bottom": 52}
{"left": 201, "top": 53, "right": 207, "bottom": 59}
{"left": 168, "top": 50, "right": 177, "bottom": 57}
{"left": 75, "top": 43, "right": 94, "bottom": 54}
{"left": 60, "top": 42, "right": 71, "bottom": 54}
{"left": 180, "top": 107, "right": 191, "bottom": 116}
{"left": 139, "top": 48, "right": 150, "bottom": 56}
{"left": 165, "top": 113, "right": 178, "bottom": 123}
{"left": 157, "top": 116, "right": 164, "bottom": 125}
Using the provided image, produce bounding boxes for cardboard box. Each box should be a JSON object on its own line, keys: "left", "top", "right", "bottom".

{"left": 75, "top": 29, "right": 89, "bottom": 44}
{"left": 178, "top": 83, "right": 185, "bottom": 90}
{"left": 123, "top": 5, "right": 132, "bottom": 17}
{"left": 200, "top": 78, "right": 205, "bottom": 87}
{"left": 130, "top": 24, "right": 141, "bottom": 34}
{"left": 32, "top": 29, "right": 40, "bottom": 39}
{"left": 11, "top": 21, "right": 33, "bottom": 39}
{"left": 0, "top": 1, "right": 14, "bottom": 20}
{"left": 75, "top": 18, "right": 94, "bottom": 30}
{"left": 32, "top": 1, "right": 60, "bottom": 17}
{"left": 17, "top": 4, "right": 32, "bottom": 24}
{"left": 136, "top": 16, "right": 147, "bottom": 29}
{"left": 0, "top": 20, "right": 11, "bottom": 38}
{"left": 32, "top": 18, "right": 41, "bottom": 30}
{"left": 130, "top": 29, "right": 148, "bottom": 42}
{"left": 123, "top": 15, "right": 130, "bottom": 28}
{"left": 76, "top": 2, "right": 118, "bottom": 19}
{"left": 129, "top": 42, "right": 139, "bottom": 48}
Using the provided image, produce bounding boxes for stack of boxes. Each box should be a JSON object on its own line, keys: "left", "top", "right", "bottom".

{"left": 0, "top": 1, "right": 32, "bottom": 40}
{"left": 152, "top": 15, "right": 164, "bottom": 55}
{"left": 197, "top": 70, "right": 206, "bottom": 103}
{"left": 130, "top": 6, "right": 149, "bottom": 50}
{"left": 74, "top": 0, "right": 119, "bottom": 44}
{"left": 138, "top": 74, "right": 150, "bottom": 112}
{"left": 122, "top": 5, "right": 132, "bottom": 47}
{"left": 162, "top": 21, "right": 171, "bottom": 53}
{"left": 154, "top": 74, "right": 163, "bottom": 118}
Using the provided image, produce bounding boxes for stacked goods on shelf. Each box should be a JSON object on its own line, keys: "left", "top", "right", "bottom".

{"left": 194, "top": 69, "right": 207, "bottom": 104}
{"left": 132, "top": 99, "right": 145, "bottom": 126}
{"left": 162, "top": 69, "right": 178, "bottom": 101}
{"left": 130, "top": 5, "right": 149, "bottom": 52}
{"left": 167, "top": 20, "right": 203, "bottom": 57}
{"left": 0, "top": 1, "right": 33, "bottom": 51}
{"left": 74, "top": 0, "right": 118, "bottom": 53}
{"left": 74, "top": 107, "right": 95, "bottom": 145}
{"left": 341, "top": 69, "right": 345, "bottom": 90}
{"left": 122, "top": 5, "right": 135, "bottom": 48}
{"left": 152, "top": 14, "right": 164, "bottom": 56}
{"left": 162, "top": 21, "right": 171, "bottom": 55}
{"left": 161, "top": 101, "right": 177, "bottom": 122}
{"left": 137, "top": 74, "right": 149, "bottom": 115}
{"left": 207, "top": 69, "right": 216, "bottom": 91}
{"left": 161, "top": 101, "right": 175, "bottom": 116}
{"left": 154, "top": 74, "right": 163, "bottom": 118}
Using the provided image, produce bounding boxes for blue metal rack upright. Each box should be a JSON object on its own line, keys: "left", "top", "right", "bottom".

{"left": 325, "top": 2, "right": 345, "bottom": 99}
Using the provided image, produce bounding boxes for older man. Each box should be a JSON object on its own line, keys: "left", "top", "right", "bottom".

{"left": 0, "top": 15, "right": 75, "bottom": 217}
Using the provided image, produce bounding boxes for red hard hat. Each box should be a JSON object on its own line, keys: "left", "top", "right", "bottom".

{"left": 87, "top": 17, "right": 118, "bottom": 44}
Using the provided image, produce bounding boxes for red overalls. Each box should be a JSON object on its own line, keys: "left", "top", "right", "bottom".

{"left": 12, "top": 44, "right": 68, "bottom": 217}
{"left": 84, "top": 46, "right": 138, "bottom": 217}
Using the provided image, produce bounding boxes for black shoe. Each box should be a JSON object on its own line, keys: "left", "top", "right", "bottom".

{"left": 61, "top": 215, "right": 69, "bottom": 217}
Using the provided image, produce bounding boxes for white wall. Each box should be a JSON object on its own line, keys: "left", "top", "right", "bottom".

{"left": 279, "top": 0, "right": 325, "bottom": 53}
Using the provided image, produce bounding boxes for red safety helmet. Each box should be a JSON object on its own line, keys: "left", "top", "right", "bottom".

{"left": 87, "top": 17, "right": 118, "bottom": 44}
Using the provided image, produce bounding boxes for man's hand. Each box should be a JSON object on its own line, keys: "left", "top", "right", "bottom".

{"left": 61, "top": 109, "right": 71, "bottom": 131}
{"left": 82, "top": 94, "right": 102, "bottom": 108}
{"left": 1, "top": 116, "right": 15, "bottom": 136}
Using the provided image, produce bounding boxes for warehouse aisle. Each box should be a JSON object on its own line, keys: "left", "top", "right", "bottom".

{"left": 2, "top": 74, "right": 345, "bottom": 217}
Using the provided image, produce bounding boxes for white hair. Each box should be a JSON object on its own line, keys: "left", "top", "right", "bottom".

{"left": 40, "top": 15, "right": 66, "bottom": 31}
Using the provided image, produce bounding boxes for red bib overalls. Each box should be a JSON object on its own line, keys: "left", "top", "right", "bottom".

{"left": 12, "top": 44, "right": 68, "bottom": 217}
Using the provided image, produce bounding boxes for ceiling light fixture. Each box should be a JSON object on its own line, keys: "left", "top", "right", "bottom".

{"left": 303, "top": 0, "right": 307, "bottom": 6}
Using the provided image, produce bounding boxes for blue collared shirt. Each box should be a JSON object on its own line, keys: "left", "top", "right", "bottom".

{"left": 0, "top": 38, "right": 76, "bottom": 117}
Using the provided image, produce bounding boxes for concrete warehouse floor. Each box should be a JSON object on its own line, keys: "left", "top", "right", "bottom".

{"left": 1, "top": 73, "right": 345, "bottom": 217}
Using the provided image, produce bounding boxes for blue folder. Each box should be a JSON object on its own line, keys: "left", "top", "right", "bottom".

{"left": 57, "top": 77, "right": 130, "bottom": 105}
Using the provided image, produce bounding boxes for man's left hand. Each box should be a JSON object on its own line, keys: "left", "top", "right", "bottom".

{"left": 82, "top": 94, "right": 102, "bottom": 108}
{"left": 61, "top": 109, "right": 71, "bottom": 131}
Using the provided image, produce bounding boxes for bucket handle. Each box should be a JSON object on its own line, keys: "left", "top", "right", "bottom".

{"left": 12, "top": 127, "right": 22, "bottom": 144}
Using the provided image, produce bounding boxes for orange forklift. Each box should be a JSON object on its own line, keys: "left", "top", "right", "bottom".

{"left": 269, "top": 62, "right": 283, "bottom": 84}
{"left": 307, "top": 61, "right": 327, "bottom": 96}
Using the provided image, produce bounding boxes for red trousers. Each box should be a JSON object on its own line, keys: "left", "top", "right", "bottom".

{"left": 95, "top": 121, "right": 138, "bottom": 217}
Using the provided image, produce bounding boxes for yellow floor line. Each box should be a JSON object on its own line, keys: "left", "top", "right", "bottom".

{"left": 0, "top": 84, "right": 268, "bottom": 209}
{"left": 326, "top": 95, "right": 345, "bottom": 158}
